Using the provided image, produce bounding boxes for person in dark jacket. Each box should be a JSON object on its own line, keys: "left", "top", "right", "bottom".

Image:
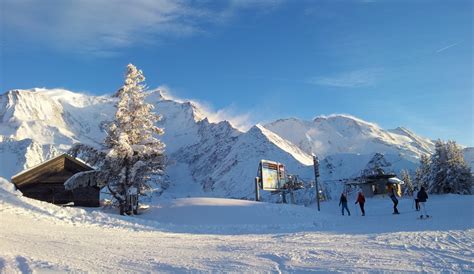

{"left": 413, "top": 186, "right": 420, "bottom": 211}
{"left": 339, "top": 192, "right": 351, "bottom": 216}
{"left": 417, "top": 186, "right": 429, "bottom": 218}
{"left": 355, "top": 191, "right": 366, "bottom": 216}
{"left": 388, "top": 184, "right": 400, "bottom": 214}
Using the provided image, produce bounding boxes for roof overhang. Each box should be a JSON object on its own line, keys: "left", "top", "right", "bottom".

{"left": 11, "top": 154, "right": 94, "bottom": 187}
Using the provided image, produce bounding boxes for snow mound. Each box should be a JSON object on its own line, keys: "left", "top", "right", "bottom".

{"left": 139, "top": 197, "right": 317, "bottom": 229}
{"left": 0, "top": 181, "right": 152, "bottom": 231}
{"left": 0, "top": 177, "right": 19, "bottom": 195}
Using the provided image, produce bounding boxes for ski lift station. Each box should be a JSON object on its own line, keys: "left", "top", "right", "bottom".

{"left": 345, "top": 174, "right": 404, "bottom": 197}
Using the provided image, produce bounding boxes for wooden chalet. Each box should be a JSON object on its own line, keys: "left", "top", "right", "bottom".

{"left": 11, "top": 154, "right": 101, "bottom": 207}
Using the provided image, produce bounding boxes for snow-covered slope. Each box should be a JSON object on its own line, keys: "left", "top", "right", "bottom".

{"left": 174, "top": 123, "right": 314, "bottom": 199}
{"left": 0, "top": 178, "right": 473, "bottom": 272}
{"left": 0, "top": 88, "right": 441, "bottom": 199}
{"left": 0, "top": 137, "right": 60, "bottom": 177}
{"left": 264, "top": 115, "right": 434, "bottom": 161}
{"left": 321, "top": 153, "right": 418, "bottom": 180}
{"left": 0, "top": 88, "right": 114, "bottom": 148}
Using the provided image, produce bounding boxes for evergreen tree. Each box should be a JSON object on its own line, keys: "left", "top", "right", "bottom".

{"left": 414, "top": 154, "right": 431, "bottom": 189}
{"left": 105, "top": 64, "right": 165, "bottom": 214}
{"left": 362, "top": 153, "right": 391, "bottom": 176}
{"left": 400, "top": 169, "right": 413, "bottom": 195}
{"left": 428, "top": 140, "right": 472, "bottom": 194}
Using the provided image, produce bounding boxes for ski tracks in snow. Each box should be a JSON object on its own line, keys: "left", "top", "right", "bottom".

{"left": 375, "top": 230, "right": 474, "bottom": 272}
{"left": 1, "top": 212, "right": 473, "bottom": 272}
{"left": 1, "top": 192, "right": 473, "bottom": 272}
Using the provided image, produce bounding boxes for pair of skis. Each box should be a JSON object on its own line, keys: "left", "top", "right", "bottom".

{"left": 392, "top": 211, "right": 432, "bottom": 220}
{"left": 417, "top": 215, "right": 432, "bottom": 220}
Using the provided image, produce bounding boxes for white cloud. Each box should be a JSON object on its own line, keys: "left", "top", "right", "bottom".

{"left": 156, "top": 86, "right": 253, "bottom": 131}
{"left": 2, "top": 0, "right": 207, "bottom": 55}
{"left": 307, "top": 68, "right": 382, "bottom": 88}
{"left": 2, "top": 0, "right": 282, "bottom": 56}
{"left": 201, "top": 105, "right": 253, "bottom": 132}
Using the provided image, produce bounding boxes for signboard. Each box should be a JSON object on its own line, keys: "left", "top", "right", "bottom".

{"left": 260, "top": 160, "right": 286, "bottom": 191}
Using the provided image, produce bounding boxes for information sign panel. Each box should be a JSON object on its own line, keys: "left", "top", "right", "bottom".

{"left": 260, "top": 160, "right": 286, "bottom": 190}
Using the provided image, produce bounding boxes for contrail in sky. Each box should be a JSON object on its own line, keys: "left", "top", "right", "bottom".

{"left": 436, "top": 42, "right": 460, "bottom": 53}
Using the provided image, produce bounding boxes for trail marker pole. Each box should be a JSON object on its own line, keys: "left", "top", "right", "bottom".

{"left": 255, "top": 177, "right": 260, "bottom": 201}
{"left": 313, "top": 155, "right": 320, "bottom": 211}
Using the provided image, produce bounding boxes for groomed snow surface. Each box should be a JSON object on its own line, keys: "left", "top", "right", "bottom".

{"left": 0, "top": 179, "right": 473, "bottom": 273}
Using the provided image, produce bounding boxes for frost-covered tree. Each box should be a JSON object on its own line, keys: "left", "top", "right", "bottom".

{"left": 105, "top": 64, "right": 165, "bottom": 214}
{"left": 400, "top": 169, "right": 413, "bottom": 195}
{"left": 428, "top": 140, "right": 471, "bottom": 194}
{"left": 361, "top": 153, "right": 391, "bottom": 176}
{"left": 414, "top": 154, "right": 431, "bottom": 189}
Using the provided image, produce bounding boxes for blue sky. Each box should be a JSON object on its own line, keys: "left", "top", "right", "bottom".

{"left": 1, "top": 0, "right": 473, "bottom": 145}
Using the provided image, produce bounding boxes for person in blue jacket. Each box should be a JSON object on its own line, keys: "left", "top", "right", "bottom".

{"left": 339, "top": 192, "right": 351, "bottom": 216}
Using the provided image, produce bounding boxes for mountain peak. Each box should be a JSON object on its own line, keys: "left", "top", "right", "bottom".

{"left": 313, "top": 114, "right": 379, "bottom": 129}
{"left": 245, "top": 124, "right": 313, "bottom": 165}
{"left": 265, "top": 114, "right": 434, "bottom": 159}
{"left": 391, "top": 126, "right": 415, "bottom": 136}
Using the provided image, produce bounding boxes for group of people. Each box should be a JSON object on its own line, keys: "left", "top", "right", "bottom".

{"left": 338, "top": 185, "right": 429, "bottom": 218}
{"left": 338, "top": 191, "right": 365, "bottom": 216}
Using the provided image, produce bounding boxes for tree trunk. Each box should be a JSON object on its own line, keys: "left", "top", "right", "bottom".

{"left": 124, "top": 156, "right": 131, "bottom": 215}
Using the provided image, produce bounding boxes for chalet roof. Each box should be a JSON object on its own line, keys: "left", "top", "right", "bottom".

{"left": 345, "top": 174, "right": 403, "bottom": 185}
{"left": 365, "top": 174, "right": 397, "bottom": 180}
{"left": 11, "top": 154, "right": 94, "bottom": 187}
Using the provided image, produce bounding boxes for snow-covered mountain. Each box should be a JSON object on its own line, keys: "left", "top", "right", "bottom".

{"left": 0, "top": 88, "right": 453, "bottom": 200}
{"left": 264, "top": 115, "right": 434, "bottom": 161}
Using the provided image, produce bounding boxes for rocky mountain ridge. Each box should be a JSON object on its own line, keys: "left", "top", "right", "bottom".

{"left": 0, "top": 88, "right": 469, "bottom": 200}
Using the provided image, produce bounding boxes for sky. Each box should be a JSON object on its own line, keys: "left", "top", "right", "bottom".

{"left": 1, "top": 0, "right": 473, "bottom": 146}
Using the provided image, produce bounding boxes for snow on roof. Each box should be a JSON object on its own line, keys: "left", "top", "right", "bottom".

{"left": 64, "top": 170, "right": 101, "bottom": 190}
{"left": 388, "top": 177, "right": 404, "bottom": 184}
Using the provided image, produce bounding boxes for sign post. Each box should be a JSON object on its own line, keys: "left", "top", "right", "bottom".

{"left": 313, "top": 155, "right": 320, "bottom": 211}
{"left": 255, "top": 177, "right": 260, "bottom": 201}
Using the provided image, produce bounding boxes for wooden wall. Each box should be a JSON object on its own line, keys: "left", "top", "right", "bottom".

{"left": 20, "top": 183, "right": 74, "bottom": 204}
{"left": 72, "top": 187, "right": 100, "bottom": 207}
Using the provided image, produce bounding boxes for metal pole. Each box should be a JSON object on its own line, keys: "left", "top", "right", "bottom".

{"left": 313, "top": 155, "right": 320, "bottom": 211}
{"left": 255, "top": 177, "right": 260, "bottom": 201}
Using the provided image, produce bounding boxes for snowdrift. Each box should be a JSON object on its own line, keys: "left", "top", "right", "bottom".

{"left": 2, "top": 178, "right": 472, "bottom": 235}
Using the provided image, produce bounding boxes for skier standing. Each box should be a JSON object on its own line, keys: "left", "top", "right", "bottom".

{"left": 388, "top": 184, "right": 400, "bottom": 214}
{"left": 417, "top": 186, "right": 429, "bottom": 218}
{"left": 339, "top": 192, "right": 351, "bottom": 216}
{"left": 355, "top": 191, "right": 366, "bottom": 216}
{"left": 413, "top": 186, "right": 420, "bottom": 211}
